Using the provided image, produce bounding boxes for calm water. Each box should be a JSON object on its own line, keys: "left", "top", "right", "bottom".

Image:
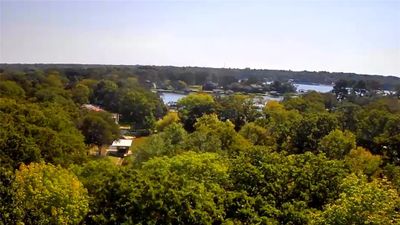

{"left": 160, "top": 92, "right": 187, "bottom": 104}
{"left": 160, "top": 83, "right": 333, "bottom": 104}
{"left": 295, "top": 83, "right": 333, "bottom": 93}
{"left": 160, "top": 92, "right": 284, "bottom": 104}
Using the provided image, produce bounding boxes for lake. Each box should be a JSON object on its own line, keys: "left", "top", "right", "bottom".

{"left": 295, "top": 83, "right": 333, "bottom": 93}
{"left": 160, "top": 92, "right": 187, "bottom": 104}
{"left": 160, "top": 92, "right": 284, "bottom": 105}
{"left": 159, "top": 83, "right": 334, "bottom": 104}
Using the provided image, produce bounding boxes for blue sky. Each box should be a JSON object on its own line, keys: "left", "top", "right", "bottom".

{"left": 1, "top": 0, "right": 399, "bottom": 76}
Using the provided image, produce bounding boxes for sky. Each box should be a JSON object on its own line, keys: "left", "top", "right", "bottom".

{"left": 0, "top": 0, "right": 399, "bottom": 76}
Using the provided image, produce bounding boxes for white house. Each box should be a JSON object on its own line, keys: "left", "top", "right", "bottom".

{"left": 108, "top": 139, "right": 133, "bottom": 157}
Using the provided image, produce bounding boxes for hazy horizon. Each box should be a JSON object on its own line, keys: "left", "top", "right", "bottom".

{"left": 1, "top": 0, "right": 399, "bottom": 76}
{"left": 1, "top": 62, "right": 399, "bottom": 78}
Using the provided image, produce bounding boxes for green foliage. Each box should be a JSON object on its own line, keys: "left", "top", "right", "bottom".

{"left": 357, "top": 109, "right": 390, "bottom": 142}
{"left": 375, "top": 113, "right": 400, "bottom": 165}
{"left": 312, "top": 174, "right": 400, "bottom": 225}
{"left": 283, "top": 95, "right": 325, "bottom": 113}
{"left": 261, "top": 101, "right": 303, "bottom": 150}
{"left": 127, "top": 152, "right": 229, "bottom": 224}
{"left": 0, "top": 166, "right": 15, "bottom": 224}
{"left": 318, "top": 129, "right": 356, "bottom": 159}
{"left": 118, "top": 90, "right": 164, "bottom": 129}
{"left": 384, "top": 163, "right": 400, "bottom": 190}
{"left": 2, "top": 66, "right": 400, "bottom": 224}
{"left": 91, "top": 80, "right": 118, "bottom": 110}
{"left": 216, "top": 94, "right": 261, "bottom": 130}
{"left": 239, "top": 122, "right": 275, "bottom": 146}
{"left": 71, "top": 83, "right": 90, "bottom": 104}
{"left": 177, "top": 93, "right": 216, "bottom": 131}
{"left": 365, "top": 97, "right": 400, "bottom": 113}
{"left": 335, "top": 102, "right": 362, "bottom": 132}
{"left": 345, "top": 147, "right": 382, "bottom": 177}
{"left": 172, "top": 80, "right": 188, "bottom": 90}
{"left": 269, "top": 80, "right": 296, "bottom": 94}
{"left": 71, "top": 158, "right": 130, "bottom": 224}
{"left": 134, "top": 122, "right": 187, "bottom": 163}
{"left": 0, "top": 80, "right": 25, "bottom": 99}
{"left": 230, "top": 148, "right": 348, "bottom": 224}
{"left": 0, "top": 98, "right": 86, "bottom": 167}
{"left": 286, "top": 112, "right": 339, "bottom": 153}
{"left": 12, "top": 162, "right": 89, "bottom": 224}
{"left": 79, "top": 111, "right": 120, "bottom": 147}
{"left": 89, "top": 78, "right": 165, "bottom": 130}
{"left": 44, "top": 71, "right": 65, "bottom": 88}
{"left": 185, "top": 114, "right": 251, "bottom": 154}
{"left": 155, "top": 111, "right": 180, "bottom": 132}
{"left": 332, "top": 79, "right": 350, "bottom": 100}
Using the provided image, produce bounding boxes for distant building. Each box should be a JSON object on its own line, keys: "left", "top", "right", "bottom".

{"left": 82, "top": 104, "right": 120, "bottom": 124}
{"left": 82, "top": 104, "right": 104, "bottom": 112}
{"left": 212, "top": 88, "right": 225, "bottom": 94}
{"left": 203, "top": 81, "right": 218, "bottom": 91}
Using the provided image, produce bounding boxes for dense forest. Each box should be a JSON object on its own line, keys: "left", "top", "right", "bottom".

{"left": 1, "top": 65, "right": 400, "bottom": 224}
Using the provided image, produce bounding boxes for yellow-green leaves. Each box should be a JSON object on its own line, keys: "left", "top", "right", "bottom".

{"left": 12, "top": 162, "right": 89, "bottom": 225}
{"left": 318, "top": 129, "right": 356, "bottom": 159}
{"left": 155, "top": 111, "right": 180, "bottom": 132}
{"left": 177, "top": 93, "right": 216, "bottom": 131}
{"left": 313, "top": 174, "right": 400, "bottom": 225}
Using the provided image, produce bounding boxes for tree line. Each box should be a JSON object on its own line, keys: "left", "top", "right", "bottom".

{"left": 2, "top": 64, "right": 400, "bottom": 90}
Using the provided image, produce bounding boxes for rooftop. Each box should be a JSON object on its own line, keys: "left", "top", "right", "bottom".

{"left": 111, "top": 139, "right": 133, "bottom": 147}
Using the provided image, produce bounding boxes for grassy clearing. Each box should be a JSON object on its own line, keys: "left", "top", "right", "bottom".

{"left": 131, "top": 136, "right": 148, "bottom": 153}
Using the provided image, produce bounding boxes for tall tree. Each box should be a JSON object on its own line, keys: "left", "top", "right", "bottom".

{"left": 313, "top": 174, "right": 400, "bottom": 225}
{"left": 177, "top": 93, "right": 216, "bottom": 131}
{"left": 12, "top": 163, "right": 89, "bottom": 225}
{"left": 79, "top": 111, "right": 120, "bottom": 148}
{"left": 216, "top": 94, "right": 260, "bottom": 130}
{"left": 318, "top": 129, "right": 356, "bottom": 159}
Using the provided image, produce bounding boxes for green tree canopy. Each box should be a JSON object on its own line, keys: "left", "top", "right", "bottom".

{"left": 283, "top": 95, "right": 325, "bottom": 113}
{"left": 287, "top": 112, "right": 339, "bottom": 153}
{"left": 79, "top": 111, "right": 120, "bottom": 147}
{"left": 185, "top": 114, "right": 250, "bottom": 154}
{"left": 318, "top": 129, "right": 356, "bottom": 159}
{"left": 118, "top": 89, "right": 164, "bottom": 129}
{"left": 155, "top": 111, "right": 180, "bottom": 132}
{"left": 239, "top": 122, "right": 275, "bottom": 146}
{"left": 71, "top": 158, "right": 130, "bottom": 224}
{"left": 177, "top": 93, "right": 216, "bottom": 131}
{"left": 0, "top": 98, "right": 86, "bottom": 168}
{"left": 134, "top": 122, "right": 188, "bottom": 164}
{"left": 125, "top": 152, "right": 229, "bottom": 224}
{"left": 313, "top": 174, "right": 400, "bottom": 225}
{"left": 12, "top": 162, "right": 89, "bottom": 224}
{"left": 0, "top": 80, "right": 25, "bottom": 99}
{"left": 71, "top": 83, "right": 90, "bottom": 104}
{"left": 345, "top": 147, "right": 382, "bottom": 177}
{"left": 216, "top": 94, "right": 261, "bottom": 130}
{"left": 230, "top": 148, "right": 348, "bottom": 224}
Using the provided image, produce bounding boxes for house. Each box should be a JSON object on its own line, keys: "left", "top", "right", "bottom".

{"left": 107, "top": 139, "right": 133, "bottom": 157}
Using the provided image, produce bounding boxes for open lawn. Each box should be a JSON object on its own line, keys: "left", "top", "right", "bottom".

{"left": 106, "top": 156, "right": 121, "bottom": 165}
